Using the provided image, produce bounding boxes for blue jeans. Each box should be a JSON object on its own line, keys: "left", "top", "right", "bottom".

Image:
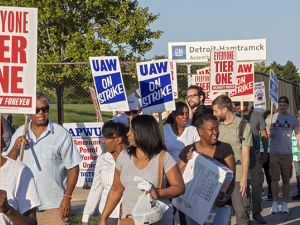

{"left": 294, "top": 160, "right": 300, "bottom": 194}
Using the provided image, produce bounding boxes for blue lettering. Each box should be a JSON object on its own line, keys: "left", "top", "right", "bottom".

{"left": 93, "top": 128, "right": 102, "bottom": 136}
{"left": 75, "top": 128, "right": 83, "bottom": 136}
{"left": 140, "top": 65, "right": 148, "bottom": 76}
{"left": 92, "top": 60, "right": 100, "bottom": 72}
{"left": 155, "top": 61, "right": 168, "bottom": 73}
{"left": 82, "top": 128, "right": 93, "bottom": 136}
{"left": 149, "top": 63, "right": 157, "bottom": 75}
{"left": 101, "top": 60, "right": 108, "bottom": 71}
{"left": 105, "top": 59, "right": 117, "bottom": 71}
{"left": 69, "top": 128, "right": 75, "bottom": 136}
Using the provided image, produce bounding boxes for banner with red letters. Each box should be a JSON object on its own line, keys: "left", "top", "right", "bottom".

{"left": 210, "top": 50, "right": 237, "bottom": 92}
{"left": 192, "top": 67, "right": 221, "bottom": 105}
{"left": 229, "top": 62, "right": 254, "bottom": 101}
{"left": 0, "top": 7, "right": 37, "bottom": 114}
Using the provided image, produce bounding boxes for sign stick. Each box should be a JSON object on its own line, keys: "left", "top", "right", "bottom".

{"left": 19, "top": 115, "right": 29, "bottom": 162}
{"left": 241, "top": 101, "right": 244, "bottom": 120}
{"left": 0, "top": 113, "right": 2, "bottom": 187}
{"left": 158, "top": 112, "right": 165, "bottom": 144}
{"left": 270, "top": 101, "right": 274, "bottom": 128}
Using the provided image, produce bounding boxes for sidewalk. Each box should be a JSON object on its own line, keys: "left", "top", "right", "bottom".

{"left": 71, "top": 168, "right": 300, "bottom": 224}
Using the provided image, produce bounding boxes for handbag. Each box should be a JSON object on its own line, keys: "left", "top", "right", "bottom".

{"left": 118, "top": 150, "right": 166, "bottom": 225}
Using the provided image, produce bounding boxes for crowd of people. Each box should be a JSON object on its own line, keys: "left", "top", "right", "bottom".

{"left": 1, "top": 87, "right": 300, "bottom": 225}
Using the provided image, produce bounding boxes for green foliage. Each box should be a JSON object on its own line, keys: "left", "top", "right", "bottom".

{"left": 255, "top": 61, "right": 300, "bottom": 84}
{"left": 1, "top": 0, "right": 163, "bottom": 97}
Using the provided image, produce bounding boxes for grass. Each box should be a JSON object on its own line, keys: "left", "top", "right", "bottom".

{"left": 70, "top": 212, "right": 99, "bottom": 224}
{"left": 12, "top": 104, "right": 113, "bottom": 129}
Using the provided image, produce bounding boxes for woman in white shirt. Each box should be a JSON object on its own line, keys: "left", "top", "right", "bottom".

{"left": 163, "top": 102, "right": 200, "bottom": 225}
{"left": 82, "top": 115, "right": 129, "bottom": 225}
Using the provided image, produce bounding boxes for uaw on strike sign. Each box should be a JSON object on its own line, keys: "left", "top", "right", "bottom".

{"left": 0, "top": 7, "right": 37, "bottom": 114}
{"left": 210, "top": 50, "right": 237, "bottom": 92}
{"left": 137, "top": 59, "right": 175, "bottom": 114}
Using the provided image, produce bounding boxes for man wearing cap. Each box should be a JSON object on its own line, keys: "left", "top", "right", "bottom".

{"left": 235, "top": 101, "right": 268, "bottom": 224}
{"left": 4, "top": 92, "right": 82, "bottom": 225}
{"left": 118, "top": 94, "right": 142, "bottom": 121}
{"left": 266, "top": 96, "right": 300, "bottom": 214}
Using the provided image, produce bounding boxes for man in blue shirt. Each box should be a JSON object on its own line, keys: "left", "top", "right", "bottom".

{"left": 4, "top": 92, "right": 82, "bottom": 225}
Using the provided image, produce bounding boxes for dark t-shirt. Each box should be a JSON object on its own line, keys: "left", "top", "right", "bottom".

{"left": 179, "top": 141, "right": 234, "bottom": 165}
{"left": 179, "top": 141, "right": 234, "bottom": 206}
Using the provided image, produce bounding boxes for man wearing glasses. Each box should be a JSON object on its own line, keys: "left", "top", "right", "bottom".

{"left": 3, "top": 92, "right": 82, "bottom": 225}
{"left": 118, "top": 94, "right": 142, "bottom": 121}
{"left": 185, "top": 85, "right": 213, "bottom": 126}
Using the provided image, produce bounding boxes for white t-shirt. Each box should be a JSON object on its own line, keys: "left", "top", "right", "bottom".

{"left": 0, "top": 158, "right": 41, "bottom": 225}
{"left": 163, "top": 124, "right": 200, "bottom": 162}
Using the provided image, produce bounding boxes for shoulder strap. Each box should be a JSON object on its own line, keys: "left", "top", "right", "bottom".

{"left": 238, "top": 119, "right": 248, "bottom": 144}
{"left": 157, "top": 150, "right": 166, "bottom": 189}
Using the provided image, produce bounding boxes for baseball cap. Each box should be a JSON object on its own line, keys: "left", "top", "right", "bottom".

{"left": 109, "top": 113, "right": 130, "bottom": 127}
{"left": 127, "top": 95, "right": 141, "bottom": 110}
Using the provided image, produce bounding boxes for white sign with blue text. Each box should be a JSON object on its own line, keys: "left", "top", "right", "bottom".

{"left": 63, "top": 122, "right": 104, "bottom": 187}
{"left": 269, "top": 69, "right": 278, "bottom": 108}
{"left": 89, "top": 56, "right": 129, "bottom": 111}
{"left": 254, "top": 82, "right": 266, "bottom": 113}
{"left": 136, "top": 59, "right": 175, "bottom": 114}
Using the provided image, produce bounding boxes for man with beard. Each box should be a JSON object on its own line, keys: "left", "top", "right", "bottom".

{"left": 185, "top": 85, "right": 213, "bottom": 126}
{"left": 212, "top": 95, "right": 252, "bottom": 225}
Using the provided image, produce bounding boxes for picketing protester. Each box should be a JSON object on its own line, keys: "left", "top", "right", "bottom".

{"left": 292, "top": 109, "right": 300, "bottom": 201}
{"left": 82, "top": 114, "right": 130, "bottom": 225}
{"left": 212, "top": 95, "right": 252, "bottom": 225}
{"left": 164, "top": 101, "right": 200, "bottom": 163}
{"left": 235, "top": 101, "right": 268, "bottom": 224}
{"left": 99, "top": 115, "right": 185, "bottom": 225}
{"left": 178, "top": 105, "right": 236, "bottom": 225}
{"left": 266, "top": 96, "right": 300, "bottom": 213}
{"left": 262, "top": 110, "right": 273, "bottom": 201}
{"left": 0, "top": 155, "right": 41, "bottom": 225}
{"left": 118, "top": 94, "right": 142, "bottom": 121}
{"left": 163, "top": 101, "right": 200, "bottom": 224}
{"left": 3, "top": 92, "right": 82, "bottom": 225}
{"left": 185, "top": 85, "right": 213, "bottom": 126}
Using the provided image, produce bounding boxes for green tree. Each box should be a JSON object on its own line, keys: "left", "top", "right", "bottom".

{"left": 1, "top": 0, "right": 163, "bottom": 97}
{"left": 255, "top": 61, "right": 300, "bottom": 84}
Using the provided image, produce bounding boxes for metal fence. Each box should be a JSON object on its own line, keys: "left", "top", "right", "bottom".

{"left": 36, "top": 63, "right": 300, "bottom": 125}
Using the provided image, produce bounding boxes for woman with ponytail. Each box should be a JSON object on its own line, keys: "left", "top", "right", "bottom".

{"left": 178, "top": 105, "right": 236, "bottom": 225}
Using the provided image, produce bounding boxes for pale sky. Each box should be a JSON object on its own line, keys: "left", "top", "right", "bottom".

{"left": 138, "top": 0, "right": 300, "bottom": 71}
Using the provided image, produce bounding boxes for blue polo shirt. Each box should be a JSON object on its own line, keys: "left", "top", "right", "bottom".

{"left": 4, "top": 120, "right": 82, "bottom": 210}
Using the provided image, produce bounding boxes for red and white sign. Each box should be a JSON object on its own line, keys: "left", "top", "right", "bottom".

{"left": 192, "top": 67, "right": 220, "bottom": 105}
{"left": 89, "top": 86, "right": 103, "bottom": 122}
{"left": 63, "top": 122, "right": 104, "bottom": 187}
{"left": 0, "top": 7, "right": 37, "bottom": 114}
{"left": 229, "top": 62, "right": 254, "bottom": 101}
{"left": 210, "top": 50, "right": 237, "bottom": 92}
{"left": 170, "top": 61, "right": 178, "bottom": 99}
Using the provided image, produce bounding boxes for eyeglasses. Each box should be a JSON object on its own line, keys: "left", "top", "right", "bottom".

{"left": 125, "top": 110, "right": 139, "bottom": 115}
{"left": 185, "top": 94, "right": 198, "bottom": 100}
{"left": 36, "top": 105, "right": 49, "bottom": 114}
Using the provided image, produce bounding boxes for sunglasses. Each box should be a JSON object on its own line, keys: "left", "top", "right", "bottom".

{"left": 36, "top": 105, "right": 49, "bottom": 114}
{"left": 125, "top": 110, "right": 138, "bottom": 115}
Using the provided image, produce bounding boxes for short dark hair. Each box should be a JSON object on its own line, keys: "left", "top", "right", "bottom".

{"left": 212, "top": 95, "right": 233, "bottom": 111}
{"left": 278, "top": 96, "right": 289, "bottom": 104}
{"left": 195, "top": 105, "right": 216, "bottom": 129}
{"left": 127, "top": 115, "right": 165, "bottom": 159}
{"left": 263, "top": 110, "right": 271, "bottom": 120}
{"left": 166, "top": 101, "right": 187, "bottom": 124}
{"left": 102, "top": 120, "right": 128, "bottom": 144}
{"left": 188, "top": 85, "right": 206, "bottom": 103}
